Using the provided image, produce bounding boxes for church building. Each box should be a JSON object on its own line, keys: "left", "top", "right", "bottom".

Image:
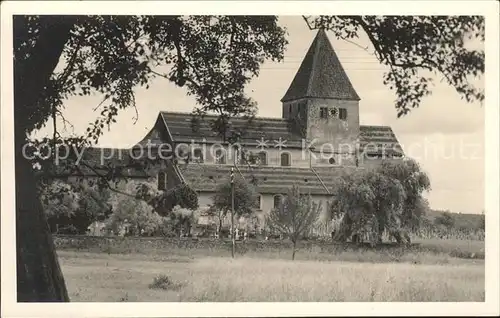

{"left": 69, "top": 29, "right": 405, "bottom": 232}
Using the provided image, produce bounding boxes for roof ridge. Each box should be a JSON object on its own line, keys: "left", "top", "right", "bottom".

{"left": 83, "top": 146, "right": 133, "bottom": 151}
{"left": 161, "top": 111, "right": 289, "bottom": 122}
{"left": 360, "top": 125, "right": 393, "bottom": 129}
{"left": 306, "top": 30, "right": 322, "bottom": 96}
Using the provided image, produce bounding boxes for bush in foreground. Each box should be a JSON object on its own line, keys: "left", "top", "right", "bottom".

{"left": 148, "top": 274, "right": 183, "bottom": 291}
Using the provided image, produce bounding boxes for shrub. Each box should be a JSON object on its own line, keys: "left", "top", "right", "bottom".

{"left": 158, "top": 183, "right": 199, "bottom": 214}
{"left": 148, "top": 274, "right": 182, "bottom": 290}
{"left": 106, "top": 184, "right": 167, "bottom": 236}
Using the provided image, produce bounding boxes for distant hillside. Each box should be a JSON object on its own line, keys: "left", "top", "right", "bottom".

{"left": 426, "top": 209, "right": 484, "bottom": 230}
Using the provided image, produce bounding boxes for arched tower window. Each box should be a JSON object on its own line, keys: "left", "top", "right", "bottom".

{"left": 215, "top": 149, "right": 226, "bottom": 164}
{"left": 258, "top": 151, "right": 267, "bottom": 165}
{"left": 280, "top": 152, "right": 291, "bottom": 167}
{"left": 193, "top": 148, "right": 204, "bottom": 163}
{"left": 158, "top": 171, "right": 167, "bottom": 191}
{"left": 273, "top": 194, "right": 284, "bottom": 209}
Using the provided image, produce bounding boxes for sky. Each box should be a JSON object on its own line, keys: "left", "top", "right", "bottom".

{"left": 33, "top": 16, "right": 485, "bottom": 215}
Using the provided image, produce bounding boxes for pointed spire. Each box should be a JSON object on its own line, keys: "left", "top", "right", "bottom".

{"left": 281, "top": 29, "right": 360, "bottom": 102}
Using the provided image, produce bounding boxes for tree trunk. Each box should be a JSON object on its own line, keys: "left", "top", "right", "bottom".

{"left": 14, "top": 16, "right": 74, "bottom": 302}
{"left": 16, "top": 152, "right": 70, "bottom": 302}
{"left": 377, "top": 218, "right": 385, "bottom": 244}
{"left": 390, "top": 229, "right": 411, "bottom": 246}
{"left": 292, "top": 240, "right": 297, "bottom": 260}
{"left": 218, "top": 217, "right": 223, "bottom": 239}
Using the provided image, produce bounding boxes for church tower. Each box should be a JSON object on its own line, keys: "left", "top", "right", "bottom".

{"left": 281, "top": 29, "right": 361, "bottom": 166}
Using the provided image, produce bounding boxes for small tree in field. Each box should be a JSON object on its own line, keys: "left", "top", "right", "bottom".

{"left": 169, "top": 205, "right": 200, "bottom": 237}
{"left": 266, "top": 186, "right": 321, "bottom": 260}
{"left": 210, "top": 177, "right": 259, "bottom": 238}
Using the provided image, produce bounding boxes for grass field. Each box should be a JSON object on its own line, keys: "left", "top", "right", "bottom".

{"left": 57, "top": 238, "right": 485, "bottom": 302}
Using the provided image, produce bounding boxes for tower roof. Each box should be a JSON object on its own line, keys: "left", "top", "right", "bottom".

{"left": 281, "top": 29, "right": 360, "bottom": 102}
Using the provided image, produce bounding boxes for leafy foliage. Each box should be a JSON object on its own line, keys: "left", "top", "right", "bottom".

{"left": 106, "top": 183, "right": 165, "bottom": 236}
{"left": 211, "top": 177, "right": 259, "bottom": 216}
{"left": 307, "top": 16, "right": 484, "bottom": 117}
{"left": 376, "top": 159, "right": 431, "bottom": 230}
{"left": 330, "top": 159, "right": 430, "bottom": 245}
{"left": 167, "top": 205, "right": 201, "bottom": 237}
{"left": 40, "top": 179, "right": 112, "bottom": 234}
{"left": 161, "top": 184, "right": 199, "bottom": 213}
{"left": 135, "top": 181, "right": 199, "bottom": 215}
{"left": 15, "top": 15, "right": 287, "bottom": 142}
{"left": 39, "top": 179, "right": 80, "bottom": 219}
{"left": 479, "top": 214, "right": 485, "bottom": 231}
{"left": 331, "top": 170, "right": 406, "bottom": 245}
{"left": 434, "top": 212, "right": 455, "bottom": 229}
{"left": 210, "top": 177, "right": 259, "bottom": 236}
{"left": 149, "top": 274, "right": 182, "bottom": 291}
{"left": 266, "top": 185, "right": 322, "bottom": 260}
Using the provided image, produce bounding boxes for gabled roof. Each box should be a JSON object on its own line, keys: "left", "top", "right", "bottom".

{"left": 160, "top": 111, "right": 304, "bottom": 148}
{"left": 281, "top": 29, "right": 360, "bottom": 102}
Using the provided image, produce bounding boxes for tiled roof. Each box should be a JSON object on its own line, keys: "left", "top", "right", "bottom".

{"left": 135, "top": 126, "right": 165, "bottom": 148}
{"left": 359, "top": 125, "right": 404, "bottom": 155}
{"left": 281, "top": 29, "right": 360, "bottom": 102}
{"left": 178, "top": 163, "right": 361, "bottom": 195}
{"left": 160, "top": 112, "right": 305, "bottom": 148}
{"left": 157, "top": 112, "right": 403, "bottom": 155}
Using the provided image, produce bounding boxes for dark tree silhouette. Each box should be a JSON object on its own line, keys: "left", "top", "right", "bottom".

{"left": 14, "top": 15, "right": 286, "bottom": 302}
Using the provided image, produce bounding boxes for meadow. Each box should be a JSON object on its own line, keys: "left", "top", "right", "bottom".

{"left": 56, "top": 236, "right": 485, "bottom": 302}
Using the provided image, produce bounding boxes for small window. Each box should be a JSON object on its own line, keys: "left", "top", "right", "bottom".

{"left": 280, "top": 152, "right": 291, "bottom": 167}
{"left": 339, "top": 108, "right": 348, "bottom": 120}
{"left": 234, "top": 147, "right": 242, "bottom": 165}
{"left": 366, "top": 153, "right": 383, "bottom": 159}
{"left": 254, "top": 195, "right": 262, "bottom": 210}
{"left": 320, "top": 107, "right": 328, "bottom": 119}
{"left": 258, "top": 151, "right": 267, "bottom": 165}
{"left": 215, "top": 149, "right": 226, "bottom": 164}
{"left": 158, "top": 171, "right": 167, "bottom": 191}
{"left": 193, "top": 148, "right": 204, "bottom": 163}
{"left": 273, "top": 195, "right": 283, "bottom": 209}
{"left": 392, "top": 152, "right": 404, "bottom": 158}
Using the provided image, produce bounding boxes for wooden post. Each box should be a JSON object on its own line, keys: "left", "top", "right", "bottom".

{"left": 230, "top": 167, "right": 235, "bottom": 258}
